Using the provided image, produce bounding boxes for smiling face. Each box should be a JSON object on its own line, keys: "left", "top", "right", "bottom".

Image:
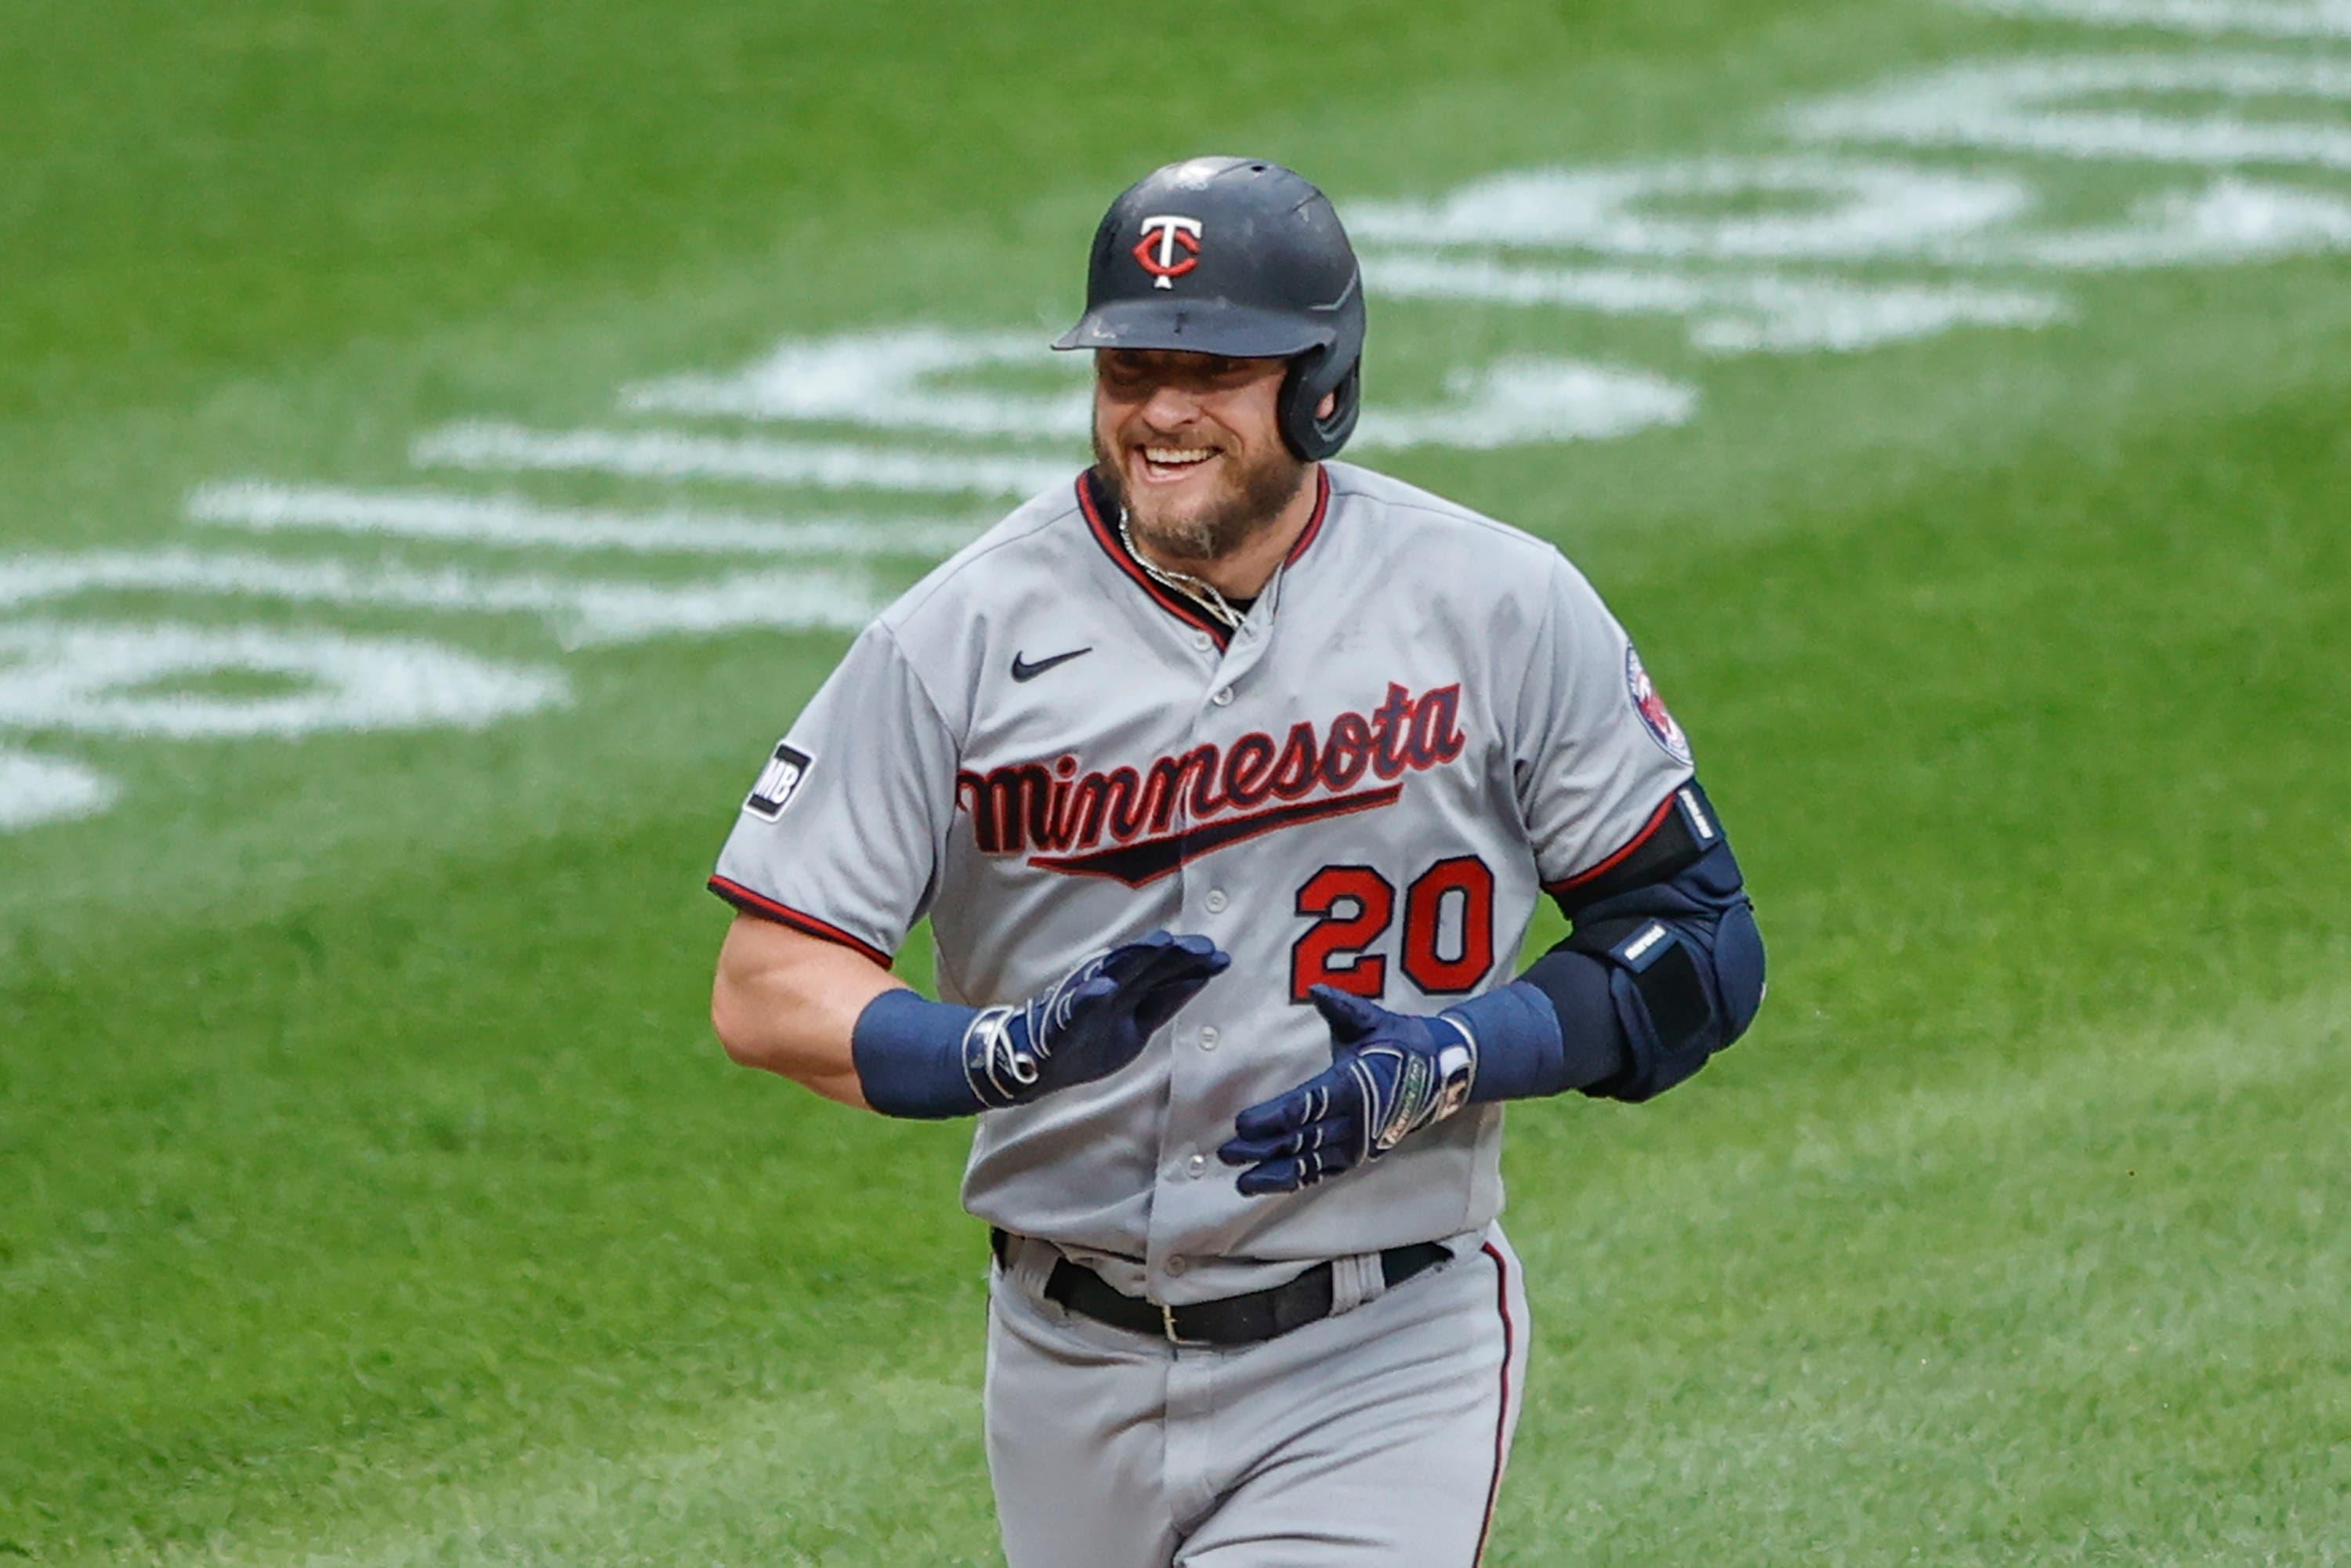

{"left": 1089, "top": 348, "right": 1312, "bottom": 564}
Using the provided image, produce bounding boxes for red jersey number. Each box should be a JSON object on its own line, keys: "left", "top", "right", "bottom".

{"left": 1290, "top": 856, "right": 1498, "bottom": 1002}
{"left": 1290, "top": 866, "right": 1395, "bottom": 1001}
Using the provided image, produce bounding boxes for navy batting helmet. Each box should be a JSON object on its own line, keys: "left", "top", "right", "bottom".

{"left": 1053, "top": 157, "right": 1365, "bottom": 462}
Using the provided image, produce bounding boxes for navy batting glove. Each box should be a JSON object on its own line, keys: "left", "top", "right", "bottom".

{"left": 853, "top": 930, "right": 1229, "bottom": 1117}
{"left": 962, "top": 930, "right": 1230, "bottom": 1106}
{"left": 1218, "top": 985, "right": 1477, "bottom": 1196}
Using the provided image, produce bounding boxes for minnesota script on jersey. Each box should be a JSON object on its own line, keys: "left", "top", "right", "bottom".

{"left": 712, "top": 461, "right": 1694, "bottom": 1302}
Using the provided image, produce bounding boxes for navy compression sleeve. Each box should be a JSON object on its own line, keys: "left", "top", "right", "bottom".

{"left": 1444, "top": 791, "right": 1765, "bottom": 1105}
{"left": 849, "top": 990, "right": 994, "bottom": 1119}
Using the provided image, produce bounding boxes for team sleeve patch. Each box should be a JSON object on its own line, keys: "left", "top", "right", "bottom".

{"left": 1625, "top": 646, "right": 1691, "bottom": 765}
{"left": 743, "top": 741, "right": 814, "bottom": 820}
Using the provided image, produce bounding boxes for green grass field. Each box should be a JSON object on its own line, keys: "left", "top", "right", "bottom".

{"left": 5, "top": 0, "right": 2349, "bottom": 1562}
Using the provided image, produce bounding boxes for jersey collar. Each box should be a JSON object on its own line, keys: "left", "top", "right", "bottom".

{"left": 1076, "top": 467, "right": 1332, "bottom": 650}
{"left": 1284, "top": 465, "right": 1334, "bottom": 565}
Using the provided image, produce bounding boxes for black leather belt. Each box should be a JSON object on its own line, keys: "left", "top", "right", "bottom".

{"left": 991, "top": 1228, "right": 1451, "bottom": 1347}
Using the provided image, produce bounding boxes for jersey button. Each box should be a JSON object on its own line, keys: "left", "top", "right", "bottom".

{"left": 1197, "top": 1026, "right": 1220, "bottom": 1050}
{"left": 1166, "top": 1255, "right": 1189, "bottom": 1276}
{"left": 1186, "top": 1153, "right": 1207, "bottom": 1179}
{"left": 1191, "top": 631, "right": 1213, "bottom": 652}
{"left": 1204, "top": 889, "right": 1228, "bottom": 913}
{"left": 1212, "top": 686, "right": 1234, "bottom": 707}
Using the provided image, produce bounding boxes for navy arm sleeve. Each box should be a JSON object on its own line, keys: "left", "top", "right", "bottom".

{"left": 1452, "top": 781, "right": 1765, "bottom": 1105}
{"left": 1527, "top": 822, "right": 1764, "bottom": 1102}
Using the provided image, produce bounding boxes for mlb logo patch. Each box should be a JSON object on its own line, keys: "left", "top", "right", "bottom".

{"left": 744, "top": 742, "right": 814, "bottom": 820}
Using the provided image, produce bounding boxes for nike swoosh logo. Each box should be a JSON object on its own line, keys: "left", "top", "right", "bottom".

{"left": 1010, "top": 646, "right": 1093, "bottom": 683}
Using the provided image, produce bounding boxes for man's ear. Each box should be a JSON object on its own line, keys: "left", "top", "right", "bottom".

{"left": 1317, "top": 391, "right": 1337, "bottom": 418}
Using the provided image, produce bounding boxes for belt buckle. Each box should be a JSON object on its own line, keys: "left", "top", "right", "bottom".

{"left": 1161, "top": 1302, "right": 1202, "bottom": 1347}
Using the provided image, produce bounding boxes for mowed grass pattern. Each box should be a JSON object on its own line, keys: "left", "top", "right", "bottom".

{"left": 3, "top": 0, "right": 2349, "bottom": 1562}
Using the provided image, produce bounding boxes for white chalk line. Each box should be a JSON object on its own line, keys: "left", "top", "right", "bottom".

{"left": 0, "top": 549, "right": 882, "bottom": 650}
{"left": 0, "top": 621, "right": 569, "bottom": 740}
{"left": 1792, "top": 54, "right": 2351, "bottom": 170}
{"left": 1351, "top": 158, "right": 2351, "bottom": 271}
{"left": 1364, "top": 252, "right": 2067, "bottom": 353}
{"left": 411, "top": 421, "right": 1074, "bottom": 498}
{"left": 625, "top": 325, "right": 1089, "bottom": 440}
{"left": 1971, "top": 176, "right": 2351, "bottom": 266}
{"left": 187, "top": 480, "right": 984, "bottom": 559}
{"left": 1944, "top": 0, "right": 2351, "bottom": 38}
{"left": 1357, "top": 359, "right": 1699, "bottom": 447}
{"left": 0, "top": 746, "right": 121, "bottom": 831}
{"left": 1354, "top": 158, "right": 2039, "bottom": 260}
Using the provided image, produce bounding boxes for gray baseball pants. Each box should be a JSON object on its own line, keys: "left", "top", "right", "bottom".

{"left": 984, "top": 1224, "right": 1530, "bottom": 1567}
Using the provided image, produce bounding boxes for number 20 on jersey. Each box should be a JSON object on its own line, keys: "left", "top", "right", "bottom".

{"left": 1290, "top": 856, "right": 1497, "bottom": 1002}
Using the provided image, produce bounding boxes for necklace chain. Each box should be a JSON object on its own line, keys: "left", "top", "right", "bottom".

{"left": 1115, "top": 509, "right": 1248, "bottom": 632}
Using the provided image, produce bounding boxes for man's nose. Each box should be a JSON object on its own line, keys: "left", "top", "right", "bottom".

{"left": 1138, "top": 379, "right": 1204, "bottom": 428}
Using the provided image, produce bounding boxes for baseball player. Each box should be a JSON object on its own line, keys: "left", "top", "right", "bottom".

{"left": 708, "top": 157, "right": 1765, "bottom": 1566}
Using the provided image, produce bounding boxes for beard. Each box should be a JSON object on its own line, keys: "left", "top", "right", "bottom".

{"left": 1090, "top": 427, "right": 1310, "bottom": 564}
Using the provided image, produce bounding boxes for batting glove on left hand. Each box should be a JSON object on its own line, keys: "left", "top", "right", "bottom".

{"left": 1217, "top": 985, "right": 1477, "bottom": 1196}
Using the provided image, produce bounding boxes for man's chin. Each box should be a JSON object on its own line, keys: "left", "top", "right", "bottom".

{"left": 1127, "top": 504, "right": 1229, "bottom": 564}
{"left": 1096, "top": 465, "right": 1212, "bottom": 545}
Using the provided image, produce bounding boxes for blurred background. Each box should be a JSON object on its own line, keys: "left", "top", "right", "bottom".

{"left": 2, "top": 1, "right": 2346, "bottom": 1561}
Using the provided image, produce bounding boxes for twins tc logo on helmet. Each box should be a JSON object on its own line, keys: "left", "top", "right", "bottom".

{"left": 1625, "top": 647, "right": 1692, "bottom": 765}
{"left": 1133, "top": 215, "right": 1203, "bottom": 289}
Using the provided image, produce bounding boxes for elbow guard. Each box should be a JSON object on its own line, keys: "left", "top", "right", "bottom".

{"left": 1551, "top": 784, "right": 1766, "bottom": 1103}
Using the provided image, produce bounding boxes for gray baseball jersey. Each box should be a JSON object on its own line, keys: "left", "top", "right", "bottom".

{"left": 711, "top": 458, "right": 1694, "bottom": 1304}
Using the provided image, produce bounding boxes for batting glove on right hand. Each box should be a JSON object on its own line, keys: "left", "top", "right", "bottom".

{"left": 963, "top": 929, "right": 1230, "bottom": 1108}
{"left": 1218, "top": 985, "right": 1477, "bottom": 1194}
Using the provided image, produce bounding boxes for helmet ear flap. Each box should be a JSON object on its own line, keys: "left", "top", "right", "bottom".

{"left": 1278, "top": 349, "right": 1362, "bottom": 462}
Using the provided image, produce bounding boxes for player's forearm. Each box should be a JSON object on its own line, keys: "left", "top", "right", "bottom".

{"left": 1444, "top": 964, "right": 1623, "bottom": 1100}
{"left": 710, "top": 914, "right": 901, "bottom": 1110}
{"left": 713, "top": 918, "right": 1230, "bottom": 1120}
